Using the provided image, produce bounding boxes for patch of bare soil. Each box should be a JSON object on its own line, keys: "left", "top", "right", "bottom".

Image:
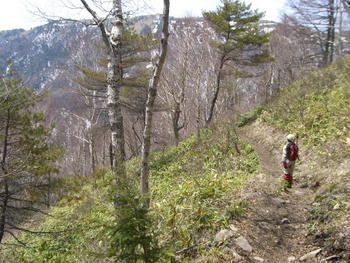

{"left": 233, "top": 123, "right": 321, "bottom": 263}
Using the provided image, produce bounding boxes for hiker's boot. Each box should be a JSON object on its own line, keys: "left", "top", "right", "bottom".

{"left": 282, "top": 174, "right": 292, "bottom": 188}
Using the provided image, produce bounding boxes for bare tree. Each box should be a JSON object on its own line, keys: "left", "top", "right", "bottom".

{"left": 140, "top": 0, "right": 170, "bottom": 197}
{"left": 156, "top": 17, "right": 217, "bottom": 144}
{"left": 158, "top": 28, "right": 193, "bottom": 145}
{"left": 288, "top": 0, "right": 341, "bottom": 66}
{"left": 256, "top": 17, "right": 323, "bottom": 97}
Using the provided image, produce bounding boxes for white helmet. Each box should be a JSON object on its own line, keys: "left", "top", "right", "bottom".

{"left": 286, "top": 134, "right": 296, "bottom": 142}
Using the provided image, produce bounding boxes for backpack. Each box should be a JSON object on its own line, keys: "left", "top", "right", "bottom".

{"left": 287, "top": 142, "right": 298, "bottom": 161}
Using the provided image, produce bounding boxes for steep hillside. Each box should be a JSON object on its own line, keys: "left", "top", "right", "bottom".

{"left": 0, "top": 123, "right": 260, "bottom": 262}
{"left": 1, "top": 53, "right": 349, "bottom": 263}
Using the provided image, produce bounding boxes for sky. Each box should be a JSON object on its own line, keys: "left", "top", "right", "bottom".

{"left": 0, "top": 0, "right": 287, "bottom": 31}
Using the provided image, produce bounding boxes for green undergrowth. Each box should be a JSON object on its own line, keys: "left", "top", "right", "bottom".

{"left": 308, "top": 184, "right": 346, "bottom": 234}
{"left": 259, "top": 57, "right": 350, "bottom": 158}
{"left": 307, "top": 181, "right": 350, "bottom": 255}
{"left": 0, "top": 123, "right": 259, "bottom": 262}
{"left": 236, "top": 107, "right": 263, "bottom": 127}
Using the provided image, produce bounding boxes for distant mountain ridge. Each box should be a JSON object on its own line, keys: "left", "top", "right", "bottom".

{"left": 0, "top": 16, "right": 276, "bottom": 91}
{"left": 0, "top": 16, "right": 165, "bottom": 90}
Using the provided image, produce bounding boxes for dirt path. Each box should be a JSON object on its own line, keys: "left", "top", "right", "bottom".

{"left": 236, "top": 124, "right": 318, "bottom": 262}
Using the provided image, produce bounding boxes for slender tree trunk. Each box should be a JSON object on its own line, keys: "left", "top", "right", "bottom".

{"left": 109, "top": 143, "right": 113, "bottom": 169}
{"left": 206, "top": 54, "right": 225, "bottom": 125}
{"left": 0, "top": 110, "right": 10, "bottom": 244}
{"left": 172, "top": 103, "right": 181, "bottom": 145}
{"left": 83, "top": 139, "right": 87, "bottom": 175}
{"left": 90, "top": 138, "right": 96, "bottom": 172}
{"left": 47, "top": 173, "right": 51, "bottom": 208}
{"left": 196, "top": 97, "right": 201, "bottom": 144}
{"left": 131, "top": 118, "right": 142, "bottom": 155}
{"left": 324, "top": 0, "right": 336, "bottom": 65}
{"left": 102, "top": 133, "right": 106, "bottom": 166}
{"left": 0, "top": 180, "right": 9, "bottom": 244}
{"left": 329, "top": 0, "right": 336, "bottom": 64}
{"left": 337, "top": 0, "right": 343, "bottom": 58}
{"left": 141, "top": 0, "right": 170, "bottom": 197}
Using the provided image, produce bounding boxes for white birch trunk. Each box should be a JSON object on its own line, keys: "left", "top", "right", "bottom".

{"left": 108, "top": 0, "right": 125, "bottom": 179}
{"left": 80, "top": 0, "right": 126, "bottom": 179}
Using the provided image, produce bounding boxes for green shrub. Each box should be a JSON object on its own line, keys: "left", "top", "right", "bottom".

{"left": 106, "top": 183, "right": 165, "bottom": 263}
{"left": 236, "top": 107, "right": 263, "bottom": 127}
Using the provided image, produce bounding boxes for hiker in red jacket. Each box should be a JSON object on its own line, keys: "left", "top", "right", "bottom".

{"left": 281, "top": 134, "right": 299, "bottom": 187}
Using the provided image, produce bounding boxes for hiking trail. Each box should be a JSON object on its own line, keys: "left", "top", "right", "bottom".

{"left": 235, "top": 122, "right": 320, "bottom": 263}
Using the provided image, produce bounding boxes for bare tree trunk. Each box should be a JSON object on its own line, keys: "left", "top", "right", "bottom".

{"left": 206, "top": 54, "right": 225, "bottom": 125}
{"left": 337, "top": 0, "right": 344, "bottom": 58}
{"left": 84, "top": 140, "right": 88, "bottom": 175}
{"left": 0, "top": 110, "right": 10, "bottom": 244}
{"left": 172, "top": 103, "right": 182, "bottom": 145}
{"left": 89, "top": 137, "right": 96, "bottom": 172}
{"left": 102, "top": 133, "right": 106, "bottom": 166}
{"left": 131, "top": 117, "right": 142, "bottom": 155}
{"left": 47, "top": 173, "right": 51, "bottom": 208}
{"left": 324, "top": 0, "right": 337, "bottom": 65}
{"left": 329, "top": 0, "right": 336, "bottom": 64}
{"left": 0, "top": 179, "right": 8, "bottom": 244}
{"left": 196, "top": 99, "right": 201, "bottom": 144}
{"left": 141, "top": 0, "right": 170, "bottom": 197}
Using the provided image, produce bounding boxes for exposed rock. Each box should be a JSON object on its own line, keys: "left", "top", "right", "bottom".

{"left": 288, "top": 256, "right": 297, "bottom": 262}
{"left": 294, "top": 190, "right": 304, "bottom": 196}
{"left": 235, "top": 236, "right": 253, "bottom": 253}
{"left": 299, "top": 248, "right": 322, "bottom": 261}
{"left": 215, "top": 229, "right": 236, "bottom": 242}
{"left": 229, "top": 224, "right": 240, "bottom": 232}
{"left": 272, "top": 198, "right": 290, "bottom": 206}
{"left": 253, "top": 256, "right": 265, "bottom": 262}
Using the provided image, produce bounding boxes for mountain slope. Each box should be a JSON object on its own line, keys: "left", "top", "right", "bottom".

{"left": 0, "top": 123, "right": 260, "bottom": 262}
{"left": 0, "top": 56, "right": 349, "bottom": 263}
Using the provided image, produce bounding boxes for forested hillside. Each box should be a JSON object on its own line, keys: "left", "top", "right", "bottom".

{"left": 1, "top": 0, "right": 350, "bottom": 262}
{"left": 1, "top": 55, "right": 349, "bottom": 262}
